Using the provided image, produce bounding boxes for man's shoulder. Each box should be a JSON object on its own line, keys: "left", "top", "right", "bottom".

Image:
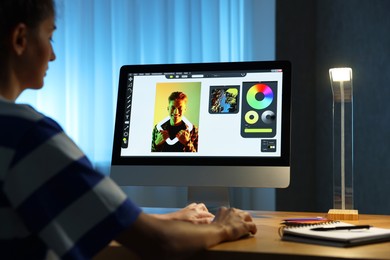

{"left": 0, "top": 99, "right": 44, "bottom": 122}
{"left": 186, "top": 122, "right": 198, "bottom": 131}
{"left": 0, "top": 100, "right": 64, "bottom": 147}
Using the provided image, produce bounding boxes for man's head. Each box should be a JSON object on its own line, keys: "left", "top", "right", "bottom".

{"left": 0, "top": 0, "right": 56, "bottom": 98}
{"left": 167, "top": 91, "right": 188, "bottom": 126}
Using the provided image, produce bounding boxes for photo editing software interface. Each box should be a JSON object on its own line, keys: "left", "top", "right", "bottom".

{"left": 117, "top": 64, "right": 287, "bottom": 161}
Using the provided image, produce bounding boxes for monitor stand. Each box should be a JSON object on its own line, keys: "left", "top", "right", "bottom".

{"left": 188, "top": 186, "right": 230, "bottom": 212}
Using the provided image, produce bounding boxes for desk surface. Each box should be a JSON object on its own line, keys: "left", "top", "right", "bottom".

{"left": 95, "top": 211, "right": 390, "bottom": 260}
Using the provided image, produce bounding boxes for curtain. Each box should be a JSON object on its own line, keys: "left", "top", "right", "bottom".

{"left": 18, "top": 0, "right": 275, "bottom": 209}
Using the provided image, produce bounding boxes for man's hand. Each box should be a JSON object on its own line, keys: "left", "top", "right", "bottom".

{"left": 163, "top": 203, "right": 215, "bottom": 224}
{"left": 212, "top": 207, "right": 257, "bottom": 241}
{"left": 177, "top": 128, "right": 190, "bottom": 145}
{"left": 155, "top": 129, "right": 169, "bottom": 146}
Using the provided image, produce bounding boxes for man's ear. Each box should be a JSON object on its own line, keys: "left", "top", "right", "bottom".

{"left": 11, "top": 23, "right": 28, "bottom": 56}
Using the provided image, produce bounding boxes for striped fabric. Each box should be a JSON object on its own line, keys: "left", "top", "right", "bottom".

{"left": 0, "top": 98, "right": 141, "bottom": 260}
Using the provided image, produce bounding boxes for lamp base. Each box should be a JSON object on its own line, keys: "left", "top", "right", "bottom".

{"left": 327, "top": 209, "right": 359, "bottom": 220}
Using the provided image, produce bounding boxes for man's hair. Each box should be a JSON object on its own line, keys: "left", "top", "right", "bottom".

{"left": 0, "top": 0, "right": 55, "bottom": 70}
{"left": 0, "top": 0, "right": 55, "bottom": 34}
{"left": 168, "top": 91, "right": 188, "bottom": 103}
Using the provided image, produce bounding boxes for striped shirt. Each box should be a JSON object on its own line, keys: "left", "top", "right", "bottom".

{"left": 0, "top": 98, "right": 141, "bottom": 259}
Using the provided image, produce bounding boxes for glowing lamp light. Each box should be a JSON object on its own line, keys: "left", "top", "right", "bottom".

{"left": 329, "top": 68, "right": 352, "bottom": 82}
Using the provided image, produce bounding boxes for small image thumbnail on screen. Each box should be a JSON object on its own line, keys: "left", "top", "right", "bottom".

{"left": 209, "top": 86, "right": 240, "bottom": 114}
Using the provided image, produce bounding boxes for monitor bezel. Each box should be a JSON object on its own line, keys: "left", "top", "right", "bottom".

{"left": 111, "top": 60, "right": 291, "bottom": 167}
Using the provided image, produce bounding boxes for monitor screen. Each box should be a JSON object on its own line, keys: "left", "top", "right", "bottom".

{"left": 111, "top": 61, "right": 291, "bottom": 195}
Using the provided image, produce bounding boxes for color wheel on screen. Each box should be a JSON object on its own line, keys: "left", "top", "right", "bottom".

{"left": 246, "top": 83, "right": 274, "bottom": 110}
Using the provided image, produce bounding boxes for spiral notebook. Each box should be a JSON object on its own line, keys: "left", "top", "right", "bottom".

{"left": 280, "top": 221, "right": 390, "bottom": 247}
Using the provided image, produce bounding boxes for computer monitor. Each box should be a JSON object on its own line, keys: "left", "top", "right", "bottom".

{"left": 110, "top": 60, "right": 291, "bottom": 207}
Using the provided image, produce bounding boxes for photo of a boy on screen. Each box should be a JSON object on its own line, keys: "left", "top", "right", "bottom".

{"left": 151, "top": 91, "right": 198, "bottom": 152}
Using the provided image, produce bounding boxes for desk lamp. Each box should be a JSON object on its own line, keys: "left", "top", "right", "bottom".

{"left": 328, "top": 68, "right": 358, "bottom": 220}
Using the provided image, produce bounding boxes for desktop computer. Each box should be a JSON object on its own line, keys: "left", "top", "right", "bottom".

{"left": 110, "top": 60, "right": 291, "bottom": 207}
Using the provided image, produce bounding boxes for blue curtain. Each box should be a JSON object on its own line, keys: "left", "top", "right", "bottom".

{"left": 18, "top": 0, "right": 275, "bottom": 208}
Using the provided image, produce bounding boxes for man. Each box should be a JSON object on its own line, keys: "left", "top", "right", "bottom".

{"left": 0, "top": 1, "right": 256, "bottom": 259}
{"left": 152, "top": 91, "right": 198, "bottom": 152}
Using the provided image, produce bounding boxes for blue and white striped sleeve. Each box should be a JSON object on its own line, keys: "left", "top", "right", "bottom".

{"left": 3, "top": 108, "right": 141, "bottom": 259}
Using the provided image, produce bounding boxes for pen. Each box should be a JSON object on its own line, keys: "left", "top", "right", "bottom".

{"left": 311, "top": 225, "right": 371, "bottom": 231}
{"left": 284, "top": 217, "right": 326, "bottom": 221}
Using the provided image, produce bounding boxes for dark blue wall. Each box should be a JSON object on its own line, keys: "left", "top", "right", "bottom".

{"left": 276, "top": 0, "right": 390, "bottom": 214}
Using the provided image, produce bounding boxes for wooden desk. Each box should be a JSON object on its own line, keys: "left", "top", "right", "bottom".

{"left": 95, "top": 211, "right": 390, "bottom": 260}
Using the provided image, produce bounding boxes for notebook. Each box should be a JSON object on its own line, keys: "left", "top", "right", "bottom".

{"left": 280, "top": 221, "right": 390, "bottom": 247}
